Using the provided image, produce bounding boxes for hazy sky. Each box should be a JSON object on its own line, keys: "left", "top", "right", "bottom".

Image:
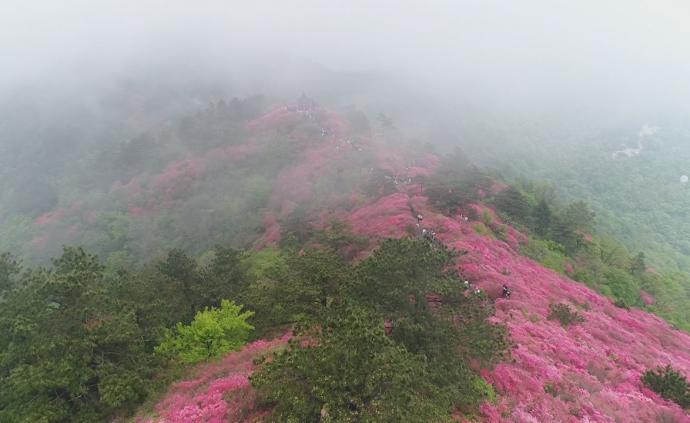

{"left": 3, "top": 1, "right": 690, "bottom": 113}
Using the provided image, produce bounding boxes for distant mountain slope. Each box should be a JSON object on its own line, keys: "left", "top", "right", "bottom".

{"left": 469, "top": 122, "right": 690, "bottom": 274}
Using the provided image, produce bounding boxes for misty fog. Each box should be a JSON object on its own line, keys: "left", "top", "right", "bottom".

{"left": 4, "top": 1, "right": 690, "bottom": 262}
{"left": 3, "top": 1, "right": 690, "bottom": 117}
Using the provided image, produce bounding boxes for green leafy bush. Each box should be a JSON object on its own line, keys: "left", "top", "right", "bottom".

{"left": 642, "top": 365, "right": 690, "bottom": 409}
{"left": 156, "top": 300, "right": 254, "bottom": 364}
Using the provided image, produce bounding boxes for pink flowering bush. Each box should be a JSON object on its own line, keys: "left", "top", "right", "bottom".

{"left": 140, "top": 333, "right": 290, "bottom": 423}
{"left": 35, "top": 208, "right": 67, "bottom": 226}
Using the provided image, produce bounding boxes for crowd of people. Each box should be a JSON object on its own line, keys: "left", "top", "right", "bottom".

{"left": 415, "top": 212, "right": 511, "bottom": 301}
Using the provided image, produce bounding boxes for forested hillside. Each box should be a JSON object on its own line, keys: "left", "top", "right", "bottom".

{"left": 2, "top": 97, "right": 689, "bottom": 422}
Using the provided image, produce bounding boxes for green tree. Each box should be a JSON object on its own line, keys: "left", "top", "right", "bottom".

{"left": 203, "top": 246, "right": 248, "bottom": 304}
{"left": 550, "top": 214, "right": 584, "bottom": 254}
{"left": 376, "top": 112, "right": 394, "bottom": 129}
{"left": 155, "top": 299, "right": 254, "bottom": 364}
{"left": 630, "top": 252, "right": 647, "bottom": 275}
{"left": 253, "top": 306, "right": 452, "bottom": 422}
{"left": 425, "top": 153, "right": 490, "bottom": 216}
{"left": 0, "top": 252, "right": 20, "bottom": 295}
{"left": 494, "top": 186, "right": 530, "bottom": 224}
{"left": 241, "top": 248, "right": 351, "bottom": 332}
{"left": 425, "top": 166, "right": 490, "bottom": 216}
{"left": 279, "top": 206, "right": 314, "bottom": 248}
{"left": 158, "top": 248, "right": 203, "bottom": 320}
{"left": 532, "top": 198, "right": 552, "bottom": 237}
{"left": 254, "top": 239, "right": 506, "bottom": 420}
{"left": 0, "top": 247, "right": 155, "bottom": 422}
{"left": 562, "top": 201, "right": 595, "bottom": 233}
{"left": 602, "top": 268, "right": 641, "bottom": 307}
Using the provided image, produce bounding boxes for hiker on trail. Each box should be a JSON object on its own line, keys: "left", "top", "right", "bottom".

{"left": 417, "top": 214, "right": 423, "bottom": 224}
{"left": 464, "top": 280, "right": 470, "bottom": 288}
{"left": 502, "top": 284, "right": 511, "bottom": 299}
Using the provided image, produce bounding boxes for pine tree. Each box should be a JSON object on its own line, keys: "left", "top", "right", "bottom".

{"left": 533, "top": 198, "right": 552, "bottom": 237}
{"left": 630, "top": 252, "right": 646, "bottom": 275}
{"left": 494, "top": 186, "right": 530, "bottom": 224}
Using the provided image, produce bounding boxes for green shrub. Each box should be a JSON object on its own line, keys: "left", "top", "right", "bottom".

{"left": 548, "top": 303, "right": 585, "bottom": 327}
{"left": 642, "top": 365, "right": 690, "bottom": 409}
{"left": 155, "top": 300, "right": 254, "bottom": 364}
{"left": 473, "top": 223, "right": 491, "bottom": 236}
{"left": 521, "top": 238, "right": 568, "bottom": 274}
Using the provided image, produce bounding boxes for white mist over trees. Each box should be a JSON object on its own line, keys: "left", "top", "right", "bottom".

{"left": 2, "top": 1, "right": 690, "bottom": 116}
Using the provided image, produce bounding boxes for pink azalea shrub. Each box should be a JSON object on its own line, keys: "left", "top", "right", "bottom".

{"left": 152, "top": 158, "right": 207, "bottom": 197}
{"left": 346, "top": 192, "right": 416, "bottom": 238}
{"left": 140, "top": 333, "right": 290, "bottom": 423}
{"left": 35, "top": 208, "right": 67, "bottom": 226}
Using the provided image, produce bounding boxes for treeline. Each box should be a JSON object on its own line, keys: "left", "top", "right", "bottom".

{"left": 0, "top": 232, "right": 507, "bottom": 422}
{"left": 425, "top": 150, "right": 690, "bottom": 330}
